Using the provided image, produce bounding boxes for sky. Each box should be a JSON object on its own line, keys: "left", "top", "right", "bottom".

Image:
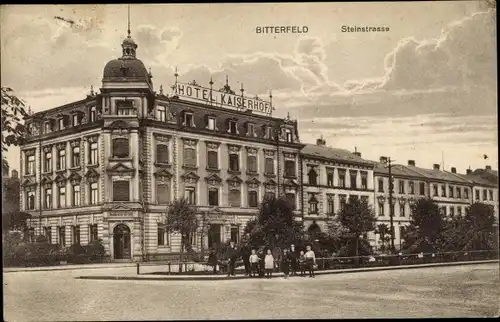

{"left": 1, "top": 2, "right": 497, "bottom": 173}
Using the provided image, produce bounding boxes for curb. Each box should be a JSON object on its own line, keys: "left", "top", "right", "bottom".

{"left": 76, "top": 259, "right": 498, "bottom": 281}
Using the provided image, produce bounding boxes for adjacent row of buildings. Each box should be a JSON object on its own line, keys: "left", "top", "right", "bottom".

{"left": 18, "top": 31, "right": 498, "bottom": 261}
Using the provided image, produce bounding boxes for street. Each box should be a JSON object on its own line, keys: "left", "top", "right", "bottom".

{"left": 3, "top": 263, "right": 499, "bottom": 320}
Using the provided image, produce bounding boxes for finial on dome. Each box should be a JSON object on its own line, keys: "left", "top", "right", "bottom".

{"left": 90, "top": 85, "right": 94, "bottom": 96}
{"left": 127, "top": 4, "right": 131, "bottom": 38}
{"left": 159, "top": 84, "right": 163, "bottom": 95}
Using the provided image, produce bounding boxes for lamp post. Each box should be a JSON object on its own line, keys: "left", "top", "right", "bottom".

{"left": 383, "top": 157, "right": 396, "bottom": 253}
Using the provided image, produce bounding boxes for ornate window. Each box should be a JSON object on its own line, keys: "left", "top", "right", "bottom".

{"left": 58, "top": 118, "right": 65, "bottom": 130}
{"left": 58, "top": 186, "right": 66, "bottom": 208}
{"left": 26, "top": 190, "right": 35, "bottom": 210}
{"left": 44, "top": 121, "right": 52, "bottom": 133}
{"left": 307, "top": 167, "right": 317, "bottom": 185}
{"left": 327, "top": 194, "right": 334, "bottom": 215}
{"left": 72, "top": 184, "right": 80, "bottom": 207}
{"left": 207, "top": 117, "right": 216, "bottom": 131}
{"left": 449, "top": 185, "right": 454, "bottom": 198}
{"left": 339, "top": 194, "right": 347, "bottom": 212}
{"left": 285, "top": 193, "right": 296, "bottom": 210}
{"left": 265, "top": 126, "right": 273, "bottom": 139}
{"left": 399, "top": 203, "right": 405, "bottom": 217}
{"left": 57, "top": 148, "right": 66, "bottom": 170}
{"left": 156, "top": 176, "right": 170, "bottom": 204}
{"left": 116, "top": 100, "right": 135, "bottom": 115}
{"left": 207, "top": 150, "right": 218, "bottom": 169}
{"left": 112, "top": 138, "right": 129, "bottom": 158}
{"left": 265, "top": 157, "right": 274, "bottom": 175}
{"left": 183, "top": 139, "right": 197, "bottom": 168}
{"left": 185, "top": 187, "right": 196, "bottom": 205}
{"left": 89, "top": 182, "right": 99, "bottom": 205}
{"left": 183, "top": 112, "right": 194, "bottom": 127}
{"left": 156, "top": 144, "right": 169, "bottom": 164}
{"left": 246, "top": 123, "right": 255, "bottom": 137}
{"left": 158, "top": 224, "right": 169, "bottom": 246}
{"left": 285, "top": 128, "right": 293, "bottom": 143}
{"left": 284, "top": 160, "right": 296, "bottom": 177}
{"left": 26, "top": 153, "right": 35, "bottom": 175}
{"left": 338, "top": 170, "right": 346, "bottom": 188}
{"left": 361, "top": 171, "right": 368, "bottom": 190}
{"left": 308, "top": 194, "right": 318, "bottom": 214}
{"left": 44, "top": 150, "right": 52, "bottom": 172}
{"left": 113, "top": 180, "right": 130, "bottom": 201}
{"left": 228, "top": 120, "right": 238, "bottom": 134}
{"left": 378, "top": 203, "right": 384, "bottom": 216}
{"left": 441, "top": 185, "right": 446, "bottom": 197}
{"left": 44, "top": 185, "right": 52, "bottom": 209}
{"left": 71, "top": 143, "right": 80, "bottom": 168}
{"left": 229, "top": 190, "right": 241, "bottom": 207}
{"left": 409, "top": 181, "right": 415, "bottom": 194}
{"left": 456, "top": 187, "right": 462, "bottom": 199}
{"left": 248, "top": 190, "right": 258, "bottom": 208}
{"left": 208, "top": 188, "right": 219, "bottom": 206}
{"left": 89, "top": 142, "right": 98, "bottom": 165}
{"left": 229, "top": 153, "right": 239, "bottom": 171}
{"left": 350, "top": 171, "right": 358, "bottom": 189}
{"left": 72, "top": 113, "right": 80, "bottom": 126}
{"left": 327, "top": 169, "right": 334, "bottom": 187}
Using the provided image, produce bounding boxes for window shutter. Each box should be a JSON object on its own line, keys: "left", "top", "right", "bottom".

{"left": 113, "top": 138, "right": 129, "bottom": 158}
{"left": 113, "top": 180, "right": 130, "bottom": 201}
{"left": 157, "top": 144, "right": 169, "bottom": 163}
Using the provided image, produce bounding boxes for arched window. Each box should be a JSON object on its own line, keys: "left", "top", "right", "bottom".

{"left": 308, "top": 168, "right": 317, "bottom": 185}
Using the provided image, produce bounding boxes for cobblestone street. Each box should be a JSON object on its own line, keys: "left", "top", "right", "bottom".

{"left": 3, "top": 263, "right": 499, "bottom": 320}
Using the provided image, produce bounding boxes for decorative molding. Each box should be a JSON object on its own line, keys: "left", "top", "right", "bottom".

{"left": 24, "top": 149, "right": 36, "bottom": 157}
{"left": 181, "top": 171, "right": 200, "bottom": 184}
{"left": 205, "top": 141, "right": 220, "bottom": 150}
{"left": 205, "top": 173, "right": 222, "bottom": 186}
{"left": 245, "top": 147, "right": 258, "bottom": 155}
{"left": 55, "top": 143, "right": 66, "bottom": 151}
{"left": 182, "top": 138, "right": 198, "bottom": 147}
{"left": 154, "top": 169, "right": 173, "bottom": 179}
{"left": 227, "top": 144, "right": 241, "bottom": 153}
{"left": 283, "top": 152, "right": 296, "bottom": 160}
{"left": 70, "top": 139, "right": 81, "bottom": 148}
{"left": 263, "top": 149, "right": 275, "bottom": 157}
{"left": 42, "top": 145, "right": 53, "bottom": 153}
{"left": 87, "top": 135, "right": 99, "bottom": 143}
{"left": 107, "top": 163, "right": 135, "bottom": 177}
{"left": 154, "top": 133, "right": 171, "bottom": 142}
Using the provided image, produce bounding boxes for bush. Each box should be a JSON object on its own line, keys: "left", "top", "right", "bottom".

{"left": 84, "top": 239, "right": 105, "bottom": 258}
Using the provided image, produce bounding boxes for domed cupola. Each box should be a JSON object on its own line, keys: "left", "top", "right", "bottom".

{"left": 101, "top": 11, "right": 152, "bottom": 87}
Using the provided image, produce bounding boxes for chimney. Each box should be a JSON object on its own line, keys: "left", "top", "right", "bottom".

{"left": 353, "top": 152, "right": 361, "bottom": 157}
{"left": 408, "top": 160, "right": 415, "bottom": 166}
{"left": 11, "top": 169, "right": 18, "bottom": 179}
{"left": 466, "top": 169, "right": 472, "bottom": 175}
{"left": 316, "top": 136, "right": 326, "bottom": 146}
{"left": 433, "top": 164, "right": 440, "bottom": 170}
{"left": 451, "top": 167, "right": 456, "bottom": 174}
{"left": 486, "top": 165, "right": 492, "bottom": 171}
{"left": 380, "top": 156, "right": 388, "bottom": 163}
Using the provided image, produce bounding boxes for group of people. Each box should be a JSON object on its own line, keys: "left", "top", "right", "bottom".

{"left": 208, "top": 242, "right": 318, "bottom": 278}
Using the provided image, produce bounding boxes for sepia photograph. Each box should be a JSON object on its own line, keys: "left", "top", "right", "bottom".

{"left": 1, "top": 1, "right": 498, "bottom": 320}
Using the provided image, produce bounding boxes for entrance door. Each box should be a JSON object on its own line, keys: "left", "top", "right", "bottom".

{"left": 208, "top": 224, "right": 221, "bottom": 249}
{"left": 113, "top": 224, "right": 131, "bottom": 260}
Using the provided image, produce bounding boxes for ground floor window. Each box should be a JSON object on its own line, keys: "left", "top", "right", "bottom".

{"left": 158, "top": 225, "right": 169, "bottom": 246}
{"left": 230, "top": 225, "right": 239, "bottom": 243}
{"left": 44, "top": 226, "right": 52, "bottom": 244}
{"left": 58, "top": 226, "right": 66, "bottom": 247}
{"left": 72, "top": 225, "right": 80, "bottom": 245}
{"left": 89, "top": 224, "right": 98, "bottom": 242}
{"left": 208, "top": 224, "right": 222, "bottom": 249}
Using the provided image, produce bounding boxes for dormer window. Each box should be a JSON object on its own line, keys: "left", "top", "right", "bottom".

{"left": 285, "top": 129, "right": 293, "bottom": 143}
{"left": 89, "top": 106, "right": 97, "bottom": 123}
{"left": 156, "top": 105, "right": 167, "bottom": 122}
{"left": 72, "top": 114, "right": 80, "bottom": 127}
{"left": 246, "top": 123, "right": 255, "bottom": 137}
{"left": 58, "top": 118, "right": 65, "bottom": 130}
{"left": 207, "top": 117, "right": 216, "bottom": 130}
{"left": 228, "top": 120, "right": 238, "bottom": 134}
{"left": 265, "top": 126, "right": 273, "bottom": 139}
{"left": 44, "top": 122, "right": 52, "bottom": 134}
{"left": 183, "top": 112, "right": 194, "bottom": 127}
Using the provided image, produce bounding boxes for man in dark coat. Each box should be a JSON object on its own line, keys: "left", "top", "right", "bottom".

{"left": 225, "top": 241, "right": 238, "bottom": 276}
{"left": 240, "top": 244, "right": 251, "bottom": 276}
{"left": 289, "top": 244, "right": 299, "bottom": 276}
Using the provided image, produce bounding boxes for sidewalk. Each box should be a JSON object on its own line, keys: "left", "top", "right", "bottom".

{"left": 3, "top": 262, "right": 137, "bottom": 273}
{"left": 76, "top": 259, "right": 498, "bottom": 281}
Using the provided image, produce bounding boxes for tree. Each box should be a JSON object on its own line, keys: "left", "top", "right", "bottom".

{"left": 1, "top": 87, "right": 29, "bottom": 169}
{"left": 334, "top": 198, "right": 376, "bottom": 258}
{"left": 164, "top": 198, "right": 198, "bottom": 272}
{"left": 242, "top": 195, "right": 305, "bottom": 250}
{"left": 462, "top": 203, "right": 496, "bottom": 251}
{"left": 408, "top": 198, "right": 445, "bottom": 252}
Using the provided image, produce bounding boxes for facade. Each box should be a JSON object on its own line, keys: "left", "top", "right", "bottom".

{"left": 374, "top": 159, "right": 499, "bottom": 251}
{"left": 20, "top": 33, "right": 303, "bottom": 261}
{"left": 300, "top": 138, "right": 375, "bottom": 237}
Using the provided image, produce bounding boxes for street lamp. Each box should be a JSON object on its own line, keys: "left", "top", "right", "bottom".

{"left": 382, "top": 156, "right": 396, "bottom": 253}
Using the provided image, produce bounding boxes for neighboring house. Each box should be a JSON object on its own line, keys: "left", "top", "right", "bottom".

{"left": 300, "top": 137, "right": 375, "bottom": 235}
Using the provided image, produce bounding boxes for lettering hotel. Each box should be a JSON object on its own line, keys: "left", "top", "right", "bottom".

{"left": 20, "top": 32, "right": 303, "bottom": 261}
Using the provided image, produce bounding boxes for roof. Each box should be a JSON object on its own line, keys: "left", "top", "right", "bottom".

{"left": 406, "top": 166, "right": 471, "bottom": 184}
{"left": 454, "top": 173, "right": 498, "bottom": 187}
{"left": 103, "top": 57, "right": 150, "bottom": 81}
{"left": 373, "top": 163, "right": 428, "bottom": 179}
{"left": 301, "top": 144, "right": 374, "bottom": 167}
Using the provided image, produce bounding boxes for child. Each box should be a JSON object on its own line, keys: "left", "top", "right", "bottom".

{"left": 264, "top": 249, "right": 274, "bottom": 279}
{"left": 298, "top": 250, "right": 306, "bottom": 277}
{"left": 249, "top": 249, "right": 260, "bottom": 277}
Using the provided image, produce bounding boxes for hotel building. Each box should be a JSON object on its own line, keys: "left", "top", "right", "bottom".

{"left": 20, "top": 32, "right": 304, "bottom": 261}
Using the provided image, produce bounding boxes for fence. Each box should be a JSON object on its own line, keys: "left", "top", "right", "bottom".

{"left": 136, "top": 249, "right": 498, "bottom": 275}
